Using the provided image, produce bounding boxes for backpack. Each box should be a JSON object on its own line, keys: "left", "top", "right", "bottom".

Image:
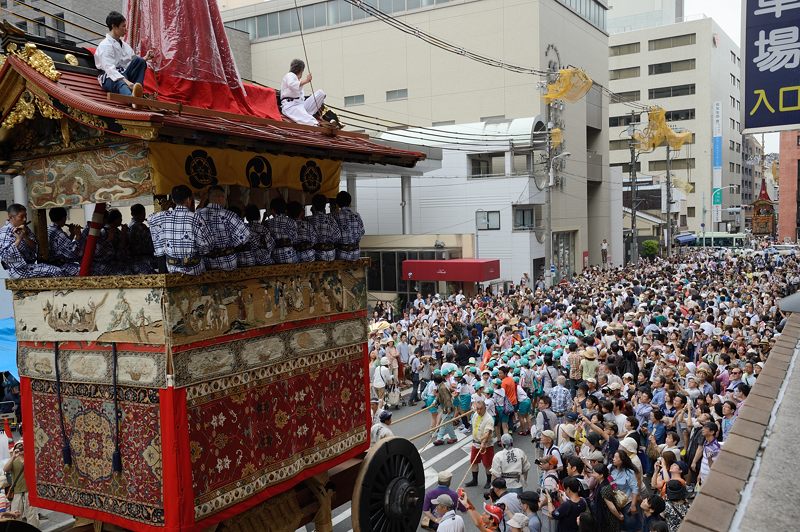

{"left": 497, "top": 395, "right": 515, "bottom": 417}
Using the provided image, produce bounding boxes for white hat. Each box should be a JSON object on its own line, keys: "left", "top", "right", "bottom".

{"left": 508, "top": 513, "right": 528, "bottom": 528}
{"left": 541, "top": 429, "right": 556, "bottom": 440}
{"left": 619, "top": 437, "right": 638, "bottom": 454}
{"left": 560, "top": 424, "right": 577, "bottom": 439}
{"left": 437, "top": 471, "right": 453, "bottom": 484}
{"left": 380, "top": 357, "right": 389, "bottom": 366}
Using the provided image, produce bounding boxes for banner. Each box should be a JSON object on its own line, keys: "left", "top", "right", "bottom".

{"left": 743, "top": 0, "right": 800, "bottom": 132}
{"left": 148, "top": 143, "right": 341, "bottom": 198}
{"left": 712, "top": 101, "right": 723, "bottom": 224}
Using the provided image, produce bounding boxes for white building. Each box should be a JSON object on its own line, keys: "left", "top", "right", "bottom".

{"left": 219, "top": 0, "right": 619, "bottom": 301}
{"left": 607, "top": 0, "right": 685, "bottom": 34}
{"left": 609, "top": 17, "right": 743, "bottom": 236}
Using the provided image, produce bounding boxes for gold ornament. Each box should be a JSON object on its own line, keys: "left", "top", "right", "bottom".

{"left": 8, "top": 42, "right": 61, "bottom": 81}
{"left": 66, "top": 107, "right": 106, "bottom": 130}
{"left": 1, "top": 91, "right": 35, "bottom": 129}
{"left": 64, "top": 53, "right": 79, "bottom": 66}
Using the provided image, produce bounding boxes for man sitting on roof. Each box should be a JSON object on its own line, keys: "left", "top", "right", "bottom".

{"left": 94, "top": 11, "right": 154, "bottom": 98}
{"left": 280, "top": 59, "right": 326, "bottom": 126}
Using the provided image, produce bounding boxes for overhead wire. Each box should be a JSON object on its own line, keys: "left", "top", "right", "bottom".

{"left": 0, "top": 7, "right": 99, "bottom": 45}
{"left": 36, "top": 0, "right": 107, "bottom": 29}
{"left": 12, "top": 0, "right": 105, "bottom": 39}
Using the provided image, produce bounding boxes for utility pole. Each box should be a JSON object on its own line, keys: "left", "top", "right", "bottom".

{"left": 666, "top": 144, "right": 673, "bottom": 257}
{"left": 544, "top": 70, "right": 554, "bottom": 288}
{"left": 628, "top": 110, "right": 639, "bottom": 264}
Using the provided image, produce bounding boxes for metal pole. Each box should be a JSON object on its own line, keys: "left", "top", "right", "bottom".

{"left": 629, "top": 111, "right": 639, "bottom": 264}
{"left": 666, "top": 145, "right": 673, "bottom": 257}
{"left": 545, "top": 117, "right": 553, "bottom": 288}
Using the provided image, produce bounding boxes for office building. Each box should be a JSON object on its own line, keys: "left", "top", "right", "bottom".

{"left": 607, "top": 0, "right": 684, "bottom": 34}
{"left": 609, "top": 16, "right": 743, "bottom": 239}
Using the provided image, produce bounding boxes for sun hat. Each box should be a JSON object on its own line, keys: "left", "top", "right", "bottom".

{"left": 432, "top": 494, "right": 454, "bottom": 508}
{"left": 541, "top": 429, "right": 556, "bottom": 440}
{"left": 619, "top": 437, "right": 638, "bottom": 454}
{"left": 665, "top": 480, "right": 688, "bottom": 501}
{"left": 507, "top": 513, "right": 528, "bottom": 528}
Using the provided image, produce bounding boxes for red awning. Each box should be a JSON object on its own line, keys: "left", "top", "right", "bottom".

{"left": 402, "top": 259, "right": 500, "bottom": 282}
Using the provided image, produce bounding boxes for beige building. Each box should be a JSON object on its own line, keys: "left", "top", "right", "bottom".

{"left": 609, "top": 17, "right": 744, "bottom": 236}
{"left": 220, "top": 0, "right": 616, "bottom": 300}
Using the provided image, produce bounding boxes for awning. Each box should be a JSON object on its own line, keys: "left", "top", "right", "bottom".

{"left": 402, "top": 259, "right": 500, "bottom": 282}
{"left": 675, "top": 234, "right": 696, "bottom": 245}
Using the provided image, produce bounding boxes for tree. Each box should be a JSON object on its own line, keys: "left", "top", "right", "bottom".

{"left": 641, "top": 240, "right": 659, "bottom": 258}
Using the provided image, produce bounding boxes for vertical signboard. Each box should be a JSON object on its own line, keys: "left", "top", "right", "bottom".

{"left": 712, "top": 101, "right": 723, "bottom": 224}
{"left": 743, "top": 0, "right": 800, "bottom": 132}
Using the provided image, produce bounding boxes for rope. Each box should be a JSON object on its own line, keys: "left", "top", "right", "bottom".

{"left": 407, "top": 409, "right": 473, "bottom": 442}
{"left": 292, "top": 0, "right": 322, "bottom": 114}
{"left": 391, "top": 402, "right": 436, "bottom": 425}
{"left": 53, "top": 341, "right": 72, "bottom": 466}
{"left": 455, "top": 443, "right": 486, "bottom": 491}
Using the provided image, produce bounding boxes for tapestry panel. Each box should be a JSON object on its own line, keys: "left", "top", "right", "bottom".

{"left": 186, "top": 344, "right": 366, "bottom": 520}
{"left": 31, "top": 380, "right": 165, "bottom": 526}
{"left": 25, "top": 142, "right": 152, "bottom": 209}
{"left": 165, "top": 267, "right": 366, "bottom": 346}
{"left": 18, "top": 343, "right": 167, "bottom": 388}
{"left": 13, "top": 287, "right": 165, "bottom": 345}
{"left": 171, "top": 317, "right": 367, "bottom": 387}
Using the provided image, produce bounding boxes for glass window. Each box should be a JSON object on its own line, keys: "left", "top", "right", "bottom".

{"left": 407, "top": 0, "right": 421, "bottom": 8}
{"left": 353, "top": 1, "right": 367, "bottom": 19}
{"left": 397, "top": 252, "right": 408, "bottom": 293}
{"left": 648, "top": 33, "right": 696, "bottom": 50}
{"left": 256, "top": 15, "right": 268, "bottom": 38}
{"left": 366, "top": 252, "right": 381, "bottom": 291}
{"left": 345, "top": 94, "right": 365, "bottom": 106}
{"left": 469, "top": 153, "right": 505, "bottom": 177}
{"left": 609, "top": 42, "right": 640, "bottom": 56}
{"left": 613, "top": 90, "right": 640, "bottom": 103}
{"left": 609, "top": 66, "right": 640, "bottom": 80}
{"left": 382, "top": 252, "right": 397, "bottom": 291}
{"left": 303, "top": 6, "right": 316, "bottom": 29}
{"left": 268, "top": 12, "right": 280, "bottom": 36}
{"left": 53, "top": 13, "right": 66, "bottom": 40}
{"left": 379, "top": 0, "right": 394, "bottom": 11}
{"left": 394, "top": 0, "right": 406, "bottom": 11}
{"left": 315, "top": 2, "right": 327, "bottom": 26}
{"left": 476, "top": 211, "right": 501, "bottom": 230}
{"left": 386, "top": 88, "right": 408, "bottom": 101}
{"left": 338, "top": 0, "right": 352, "bottom": 22}
{"left": 328, "top": 1, "right": 340, "bottom": 25}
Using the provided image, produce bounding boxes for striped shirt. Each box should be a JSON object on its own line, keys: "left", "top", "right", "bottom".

{"left": 162, "top": 206, "right": 213, "bottom": 275}
{"left": 265, "top": 214, "right": 297, "bottom": 264}
{"left": 196, "top": 204, "right": 251, "bottom": 271}
{"left": 307, "top": 212, "right": 341, "bottom": 261}
{"left": 334, "top": 207, "right": 365, "bottom": 260}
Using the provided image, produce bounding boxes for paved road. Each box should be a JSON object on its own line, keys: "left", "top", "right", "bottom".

{"left": 323, "top": 393, "right": 544, "bottom": 532}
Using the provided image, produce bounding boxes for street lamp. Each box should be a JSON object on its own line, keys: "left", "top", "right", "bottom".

{"left": 545, "top": 151, "right": 571, "bottom": 287}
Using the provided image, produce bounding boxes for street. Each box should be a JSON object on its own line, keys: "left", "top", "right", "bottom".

{"left": 324, "top": 394, "right": 542, "bottom": 532}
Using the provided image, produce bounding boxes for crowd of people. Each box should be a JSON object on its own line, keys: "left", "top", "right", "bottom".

{"left": 0, "top": 188, "right": 364, "bottom": 279}
{"left": 368, "top": 245, "right": 793, "bottom": 531}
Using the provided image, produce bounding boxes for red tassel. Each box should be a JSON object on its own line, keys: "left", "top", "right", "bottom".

{"left": 4, "top": 419, "right": 12, "bottom": 446}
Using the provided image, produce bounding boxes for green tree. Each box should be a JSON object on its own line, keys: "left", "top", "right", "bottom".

{"left": 641, "top": 239, "right": 659, "bottom": 258}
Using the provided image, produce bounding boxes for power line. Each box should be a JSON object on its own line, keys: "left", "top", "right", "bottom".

{"left": 12, "top": 0, "right": 105, "bottom": 39}
{"left": 0, "top": 7, "right": 99, "bottom": 45}
{"left": 36, "top": 0, "right": 107, "bottom": 29}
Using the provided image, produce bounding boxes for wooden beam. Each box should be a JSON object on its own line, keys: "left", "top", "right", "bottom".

{"left": 106, "top": 93, "right": 368, "bottom": 140}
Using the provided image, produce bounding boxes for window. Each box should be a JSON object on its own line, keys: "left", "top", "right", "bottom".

{"left": 648, "top": 59, "right": 695, "bottom": 75}
{"left": 729, "top": 140, "right": 735, "bottom": 150}
{"left": 609, "top": 66, "right": 640, "bottom": 80}
{"left": 649, "top": 158, "right": 695, "bottom": 171}
{"left": 386, "top": 88, "right": 408, "bottom": 102}
{"left": 344, "top": 94, "right": 365, "bottom": 106}
{"left": 736, "top": 143, "right": 741, "bottom": 152}
{"left": 730, "top": 118, "right": 736, "bottom": 130}
{"left": 432, "top": 120, "right": 455, "bottom": 127}
{"left": 609, "top": 139, "right": 630, "bottom": 150}
{"left": 469, "top": 153, "right": 505, "bottom": 177}
{"left": 513, "top": 205, "right": 544, "bottom": 230}
{"left": 731, "top": 51, "right": 736, "bottom": 64}
{"left": 608, "top": 113, "right": 640, "bottom": 127}
{"left": 648, "top": 33, "right": 696, "bottom": 50}
{"left": 796, "top": 134, "right": 800, "bottom": 146}
{"left": 480, "top": 115, "right": 507, "bottom": 124}
{"left": 610, "top": 42, "right": 640, "bottom": 56}
{"left": 15, "top": 21, "right": 27, "bottom": 32}
{"left": 730, "top": 73, "right": 737, "bottom": 86}
{"left": 664, "top": 109, "right": 695, "bottom": 121}
{"left": 729, "top": 162, "right": 736, "bottom": 172}
{"left": 730, "top": 95, "right": 736, "bottom": 107}
{"left": 53, "top": 13, "right": 65, "bottom": 40}
{"left": 736, "top": 164, "right": 741, "bottom": 173}
{"left": 687, "top": 207, "right": 696, "bottom": 217}
{"left": 613, "top": 90, "right": 640, "bottom": 103}
{"left": 648, "top": 84, "right": 695, "bottom": 99}
{"left": 476, "top": 210, "right": 501, "bottom": 230}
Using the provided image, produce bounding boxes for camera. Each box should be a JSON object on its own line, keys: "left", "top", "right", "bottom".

{"left": 483, "top": 490, "right": 499, "bottom": 502}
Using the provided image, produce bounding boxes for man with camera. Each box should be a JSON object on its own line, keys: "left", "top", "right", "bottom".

{"left": 485, "top": 478, "right": 523, "bottom": 520}
{"left": 490, "top": 434, "right": 530, "bottom": 494}
{"left": 3, "top": 440, "right": 38, "bottom": 527}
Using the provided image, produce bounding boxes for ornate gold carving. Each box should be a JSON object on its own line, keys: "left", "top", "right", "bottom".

{"left": 6, "top": 259, "right": 370, "bottom": 291}
{"left": 0, "top": 53, "right": 5, "bottom": 68}
{"left": 66, "top": 107, "right": 106, "bottom": 130}
{"left": 117, "top": 120, "right": 159, "bottom": 140}
{"left": 10, "top": 43, "right": 61, "bottom": 81}
{"left": 60, "top": 117, "right": 70, "bottom": 146}
{"left": 1, "top": 90, "right": 62, "bottom": 129}
{"left": 1, "top": 90, "right": 35, "bottom": 129}
{"left": 63, "top": 53, "right": 78, "bottom": 66}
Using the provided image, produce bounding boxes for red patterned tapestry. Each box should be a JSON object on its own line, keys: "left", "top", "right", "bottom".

{"left": 29, "top": 380, "right": 165, "bottom": 526}
{"left": 186, "top": 344, "right": 367, "bottom": 521}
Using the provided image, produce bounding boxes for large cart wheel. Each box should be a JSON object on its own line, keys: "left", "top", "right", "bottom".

{"left": 352, "top": 437, "right": 424, "bottom": 532}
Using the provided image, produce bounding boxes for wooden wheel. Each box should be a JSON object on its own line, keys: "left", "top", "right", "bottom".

{"left": 351, "top": 437, "right": 424, "bottom": 532}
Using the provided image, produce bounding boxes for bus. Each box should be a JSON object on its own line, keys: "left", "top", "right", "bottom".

{"left": 691, "top": 232, "right": 749, "bottom": 248}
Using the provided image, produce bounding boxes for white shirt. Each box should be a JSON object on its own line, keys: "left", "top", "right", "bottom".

{"left": 372, "top": 366, "right": 392, "bottom": 389}
{"left": 280, "top": 72, "right": 304, "bottom": 99}
{"left": 370, "top": 422, "right": 394, "bottom": 443}
{"left": 94, "top": 33, "right": 135, "bottom": 83}
{"left": 436, "top": 510, "right": 465, "bottom": 532}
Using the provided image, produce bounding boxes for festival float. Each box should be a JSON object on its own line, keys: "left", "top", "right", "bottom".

{"left": 0, "top": 1, "right": 426, "bottom": 529}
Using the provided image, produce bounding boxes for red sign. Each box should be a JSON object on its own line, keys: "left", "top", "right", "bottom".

{"left": 402, "top": 259, "right": 501, "bottom": 282}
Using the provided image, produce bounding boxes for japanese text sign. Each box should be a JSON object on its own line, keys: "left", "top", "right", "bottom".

{"left": 744, "top": 0, "right": 800, "bottom": 132}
